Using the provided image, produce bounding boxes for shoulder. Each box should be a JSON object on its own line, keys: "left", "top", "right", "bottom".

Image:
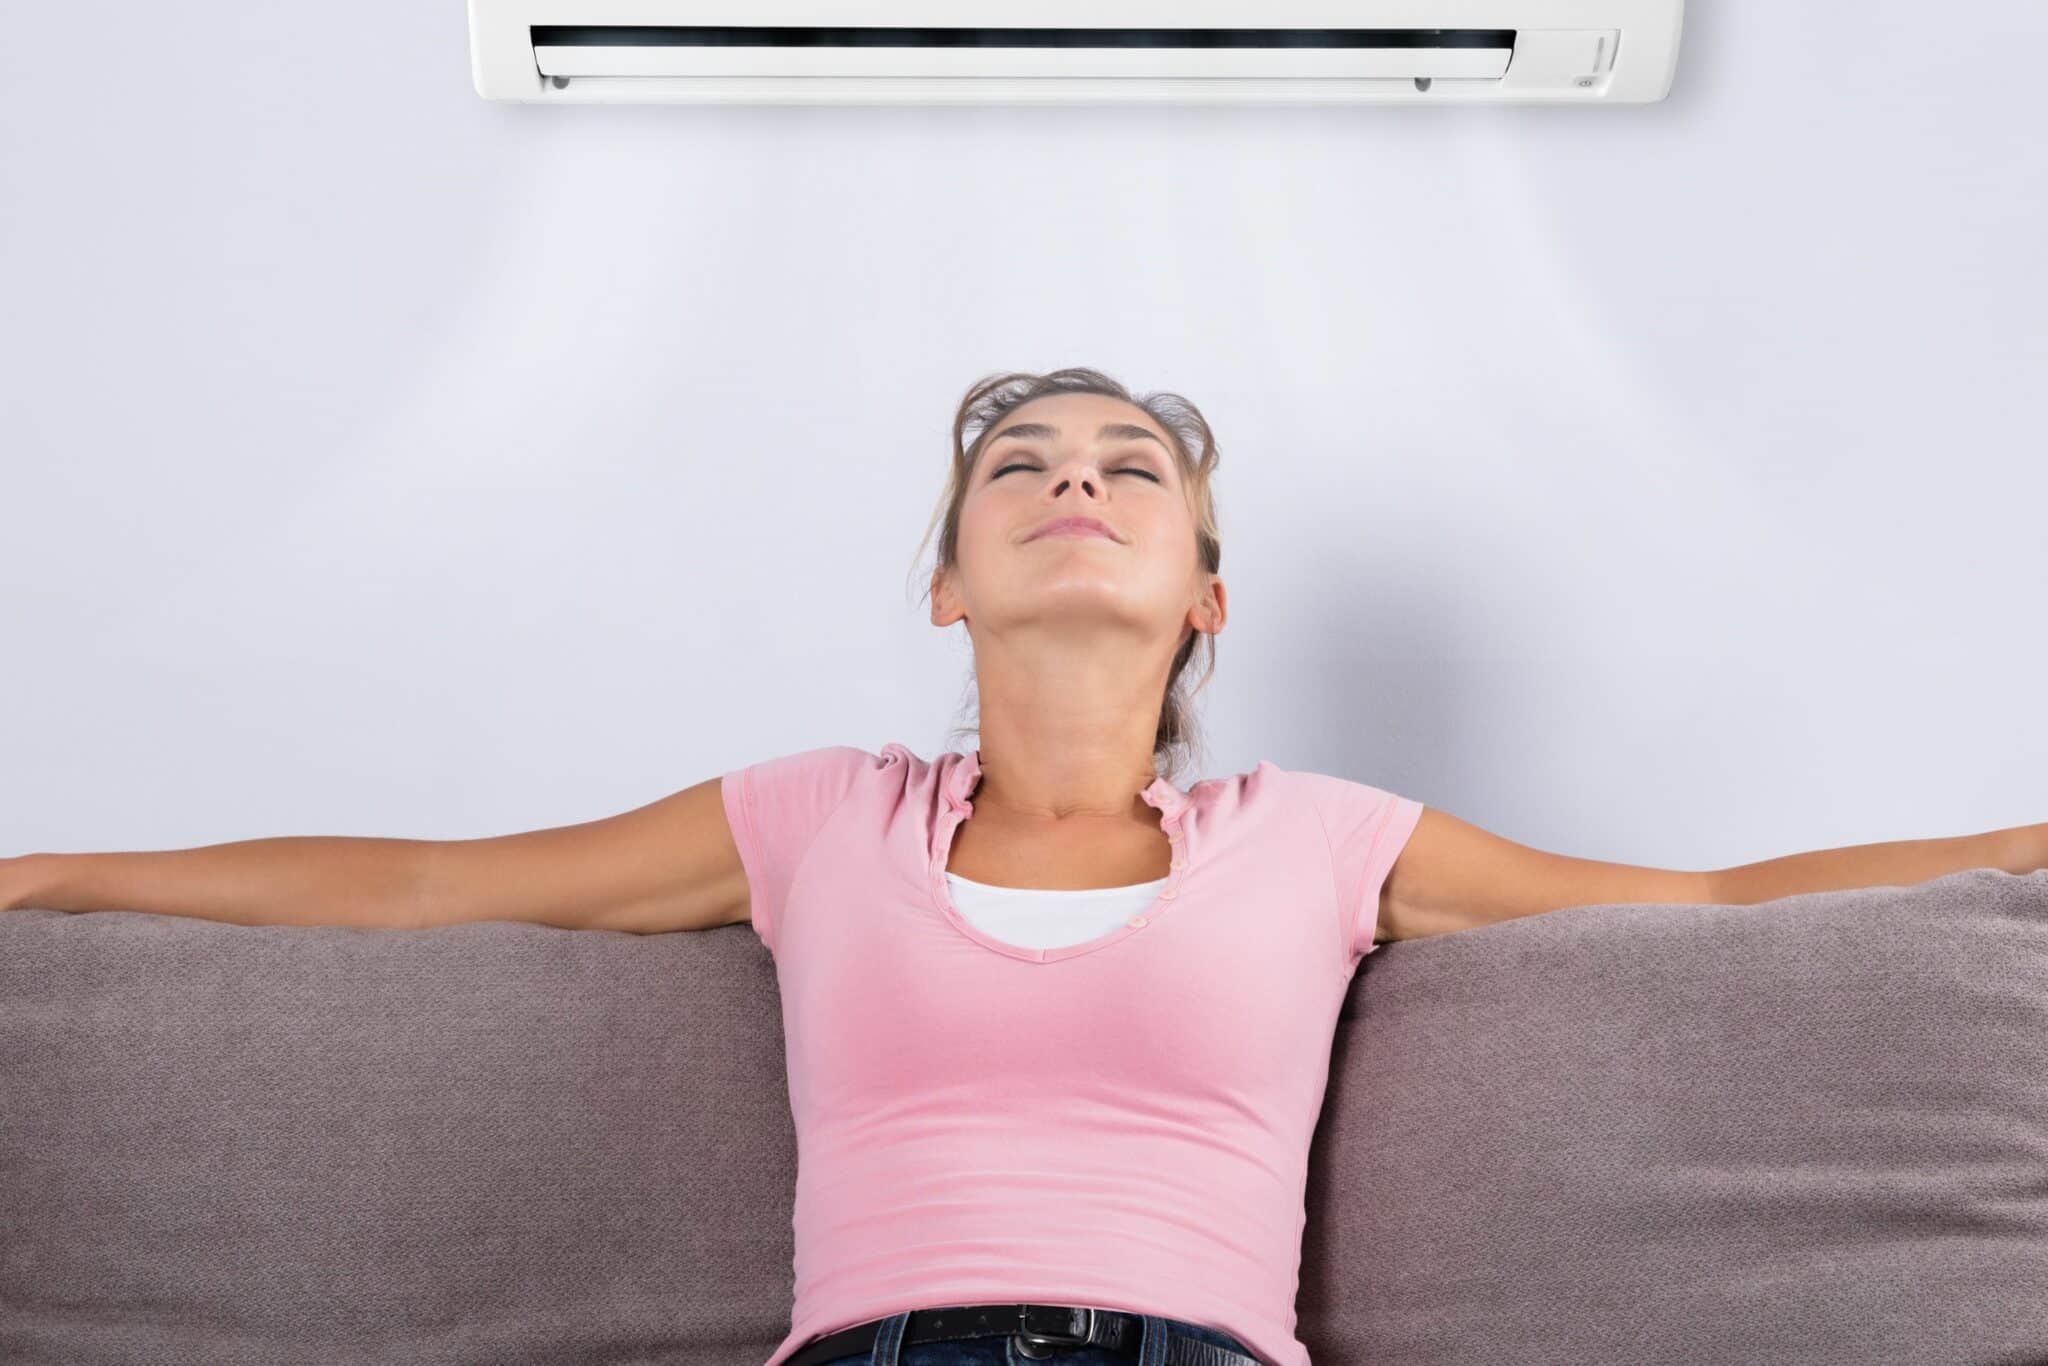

{"left": 1261, "top": 761, "right": 1410, "bottom": 800}
{"left": 721, "top": 743, "right": 909, "bottom": 826}
{"left": 728, "top": 743, "right": 905, "bottom": 782}
{"left": 1261, "top": 764, "right": 1426, "bottom": 855}
{"left": 1252, "top": 762, "right": 1412, "bottom": 811}
{"left": 1160, "top": 760, "right": 1397, "bottom": 816}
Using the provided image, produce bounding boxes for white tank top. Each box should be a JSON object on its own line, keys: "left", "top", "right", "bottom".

{"left": 944, "top": 871, "right": 1170, "bottom": 951}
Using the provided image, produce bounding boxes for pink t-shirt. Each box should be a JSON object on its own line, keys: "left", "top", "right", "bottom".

{"left": 719, "top": 742, "right": 1425, "bottom": 1366}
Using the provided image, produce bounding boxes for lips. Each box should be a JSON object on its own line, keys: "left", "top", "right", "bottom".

{"left": 1027, "top": 515, "right": 1121, "bottom": 543}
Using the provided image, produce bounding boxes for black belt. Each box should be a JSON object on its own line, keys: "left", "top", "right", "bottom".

{"left": 782, "top": 1302, "right": 1262, "bottom": 1366}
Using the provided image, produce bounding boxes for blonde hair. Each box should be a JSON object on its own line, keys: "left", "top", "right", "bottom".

{"left": 908, "top": 366, "right": 1224, "bottom": 784}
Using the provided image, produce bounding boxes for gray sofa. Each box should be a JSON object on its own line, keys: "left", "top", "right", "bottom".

{"left": 4, "top": 868, "right": 2046, "bottom": 1366}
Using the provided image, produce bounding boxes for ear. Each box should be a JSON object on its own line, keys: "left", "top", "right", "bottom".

{"left": 1187, "top": 577, "right": 1227, "bottom": 637}
{"left": 930, "top": 566, "right": 966, "bottom": 628}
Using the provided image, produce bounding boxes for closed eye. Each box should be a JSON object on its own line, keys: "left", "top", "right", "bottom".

{"left": 992, "top": 463, "right": 1161, "bottom": 483}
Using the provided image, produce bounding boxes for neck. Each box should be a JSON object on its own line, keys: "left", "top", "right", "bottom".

{"left": 968, "top": 728, "right": 1161, "bottom": 825}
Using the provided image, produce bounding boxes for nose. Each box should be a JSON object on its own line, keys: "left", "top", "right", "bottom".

{"left": 1046, "top": 460, "right": 1107, "bottom": 499}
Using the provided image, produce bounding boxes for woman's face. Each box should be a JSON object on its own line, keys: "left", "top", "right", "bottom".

{"left": 936, "top": 392, "right": 1222, "bottom": 652}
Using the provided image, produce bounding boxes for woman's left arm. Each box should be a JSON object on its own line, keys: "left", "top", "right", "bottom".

{"left": 1713, "top": 820, "right": 2048, "bottom": 905}
{"left": 1381, "top": 813, "right": 2047, "bottom": 945}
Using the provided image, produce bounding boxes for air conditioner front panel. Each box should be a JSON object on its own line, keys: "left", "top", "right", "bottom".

{"left": 470, "top": 1, "right": 1683, "bottom": 104}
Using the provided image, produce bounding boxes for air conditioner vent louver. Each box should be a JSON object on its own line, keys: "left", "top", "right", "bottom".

{"left": 531, "top": 26, "right": 1521, "bottom": 81}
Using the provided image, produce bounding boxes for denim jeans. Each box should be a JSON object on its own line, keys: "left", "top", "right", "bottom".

{"left": 807, "top": 1308, "right": 1259, "bottom": 1366}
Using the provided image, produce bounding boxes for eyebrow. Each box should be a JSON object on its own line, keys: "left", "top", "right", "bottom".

{"left": 985, "top": 420, "right": 1169, "bottom": 453}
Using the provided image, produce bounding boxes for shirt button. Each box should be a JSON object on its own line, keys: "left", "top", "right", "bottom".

{"left": 1170, "top": 859, "right": 1186, "bottom": 870}
{"left": 1128, "top": 916, "right": 1148, "bottom": 928}
{"left": 1158, "top": 889, "right": 1177, "bottom": 900}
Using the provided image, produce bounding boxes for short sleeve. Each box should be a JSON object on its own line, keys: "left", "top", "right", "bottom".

{"left": 1296, "top": 771, "right": 1427, "bottom": 963}
{"left": 719, "top": 745, "right": 878, "bottom": 958}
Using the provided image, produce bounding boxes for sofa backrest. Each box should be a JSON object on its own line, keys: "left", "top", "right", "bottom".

{"left": 3, "top": 868, "right": 2044, "bottom": 1365}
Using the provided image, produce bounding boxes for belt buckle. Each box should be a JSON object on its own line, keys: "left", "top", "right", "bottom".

{"left": 1014, "top": 1306, "right": 1097, "bottom": 1358}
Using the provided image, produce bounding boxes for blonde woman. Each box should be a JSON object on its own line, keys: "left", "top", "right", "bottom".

{"left": 9, "top": 367, "right": 2037, "bottom": 1366}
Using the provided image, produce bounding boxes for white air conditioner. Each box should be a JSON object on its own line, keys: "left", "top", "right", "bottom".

{"left": 467, "top": 1, "right": 1682, "bottom": 104}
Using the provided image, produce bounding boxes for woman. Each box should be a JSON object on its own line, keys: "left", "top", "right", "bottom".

{"left": 705, "top": 366, "right": 1666, "bottom": 1366}
{"left": 9, "top": 367, "right": 2037, "bottom": 1366}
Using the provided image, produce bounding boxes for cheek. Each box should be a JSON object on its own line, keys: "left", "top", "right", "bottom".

{"left": 1133, "top": 509, "right": 1196, "bottom": 554}
{"left": 955, "top": 500, "right": 998, "bottom": 552}
{"left": 959, "top": 486, "right": 1026, "bottom": 543}
{"left": 953, "top": 503, "right": 1012, "bottom": 573}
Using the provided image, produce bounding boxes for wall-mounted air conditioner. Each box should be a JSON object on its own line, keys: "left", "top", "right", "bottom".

{"left": 468, "top": 1, "right": 1682, "bottom": 105}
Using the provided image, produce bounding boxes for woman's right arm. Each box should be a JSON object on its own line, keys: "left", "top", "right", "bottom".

{"left": 0, "top": 774, "right": 751, "bottom": 936}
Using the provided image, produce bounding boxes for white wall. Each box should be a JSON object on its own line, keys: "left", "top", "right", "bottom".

{"left": 4, "top": 3, "right": 2041, "bottom": 878}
